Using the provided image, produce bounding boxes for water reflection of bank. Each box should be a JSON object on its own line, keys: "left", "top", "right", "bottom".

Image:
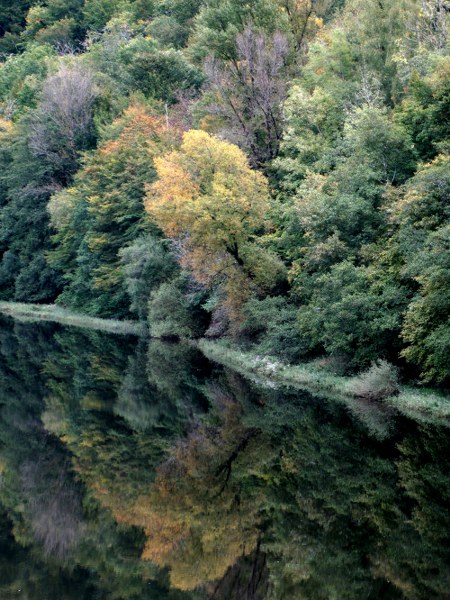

{"left": 0, "top": 315, "right": 449, "bottom": 599}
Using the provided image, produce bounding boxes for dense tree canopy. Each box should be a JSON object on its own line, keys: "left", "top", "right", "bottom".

{"left": 48, "top": 103, "right": 180, "bottom": 317}
{"left": 0, "top": 0, "right": 448, "bottom": 383}
{"left": 146, "top": 130, "right": 285, "bottom": 320}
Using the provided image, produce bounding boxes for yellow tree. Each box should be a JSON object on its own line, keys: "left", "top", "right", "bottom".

{"left": 145, "top": 130, "right": 284, "bottom": 321}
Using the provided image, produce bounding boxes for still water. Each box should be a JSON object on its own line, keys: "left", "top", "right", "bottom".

{"left": 0, "top": 315, "right": 449, "bottom": 599}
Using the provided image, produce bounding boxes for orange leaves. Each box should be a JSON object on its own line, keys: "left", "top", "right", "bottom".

{"left": 132, "top": 392, "right": 262, "bottom": 590}
{"left": 140, "top": 512, "right": 189, "bottom": 565}
{"left": 87, "top": 103, "right": 180, "bottom": 181}
{"left": 99, "top": 107, "right": 177, "bottom": 160}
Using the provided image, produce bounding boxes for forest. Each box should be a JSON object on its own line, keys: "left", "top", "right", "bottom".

{"left": 0, "top": 0, "right": 449, "bottom": 388}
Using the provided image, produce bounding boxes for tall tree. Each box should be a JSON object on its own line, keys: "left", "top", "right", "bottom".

{"left": 48, "top": 103, "right": 179, "bottom": 317}
{"left": 146, "top": 130, "right": 285, "bottom": 322}
{"left": 203, "top": 28, "right": 290, "bottom": 167}
{"left": 0, "top": 61, "right": 98, "bottom": 302}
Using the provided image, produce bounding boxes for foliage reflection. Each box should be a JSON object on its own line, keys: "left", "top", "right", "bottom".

{"left": 0, "top": 316, "right": 449, "bottom": 599}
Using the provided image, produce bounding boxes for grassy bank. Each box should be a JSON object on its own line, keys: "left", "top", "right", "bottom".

{"left": 0, "top": 302, "right": 146, "bottom": 336}
{"left": 198, "top": 339, "right": 450, "bottom": 428}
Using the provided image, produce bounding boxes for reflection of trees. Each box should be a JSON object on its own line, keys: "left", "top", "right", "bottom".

{"left": 207, "top": 542, "right": 269, "bottom": 600}
{"left": 371, "top": 426, "right": 450, "bottom": 598}
{"left": 253, "top": 394, "right": 450, "bottom": 600}
{"left": 41, "top": 332, "right": 268, "bottom": 594}
{"left": 133, "top": 384, "right": 266, "bottom": 591}
{"left": 260, "top": 404, "right": 399, "bottom": 599}
{"left": 38, "top": 326, "right": 214, "bottom": 597}
{"left": 0, "top": 317, "right": 200, "bottom": 600}
{"left": 115, "top": 339, "right": 208, "bottom": 435}
{"left": 0, "top": 317, "right": 84, "bottom": 561}
{"left": 0, "top": 508, "right": 91, "bottom": 600}
{"left": 1, "top": 316, "right": 450, "bottom": 600}
{"left": 46, "top": 337, "right": 207, "bottom": 522}
{"left": 20, "top": 450, "right": 84, "bottom": 559}
{"left": 0, "top": 317, "right": 92, "bottom": 598}
{"left": 146, "top": 340, "right": 211, "bottom": 407}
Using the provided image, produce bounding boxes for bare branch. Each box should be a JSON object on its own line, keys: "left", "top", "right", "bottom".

{"left": 204, "top": 27, "right": 290, "bottom": 167}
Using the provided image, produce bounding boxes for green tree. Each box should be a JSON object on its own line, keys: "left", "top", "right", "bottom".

{"left": 150, "top": 0, "right": 202, "bottom": 48}
{"left": 0, "top": 0, "right": 38, "bottom": 54}
{"left": 0, "top": 62, "right": 98, "bottom": 302}
{"left": 296, "top": 261, "right": 406, "bottom": 369}
{"left": 401, "top": 225, "right": 450, "bottom": 384}
{"left": 390, "top": 154, "right": 450, "bottom": 383}
{"left": 119, "top": 234, "right": 177, "bottom": 320}
{"left": 84, "top": 19, "right": 203, "bottom": 105}
{"left": 147, "top": 274, "right": 208, "bottom": 339}
{"left": 0, "top": 44, "right": 56, "bottom": 118}
{"left": 396, "top": 56, "right": 450, "bottom": 161}
{"left": 23, "top": 0, "right": 85, "bottom": 48}
{"left": 189, "top": 0, "right": 287, "bottom": 63}
{"left": 282, "top": 105, "right": 416, "bottom": 368}
{"left": 48, "top": 103, "right": 179, "bottom": 317}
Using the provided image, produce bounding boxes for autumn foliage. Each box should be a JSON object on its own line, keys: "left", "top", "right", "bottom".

{"left": 48, "top": 103, "right": 180, "bottom": 316}
{"left": 146, "top": 130, "right": 284, "bottom": 320}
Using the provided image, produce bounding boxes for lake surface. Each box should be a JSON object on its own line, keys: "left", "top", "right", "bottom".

{"left": 0, "top": 315, "right": 449, "bottom": 599}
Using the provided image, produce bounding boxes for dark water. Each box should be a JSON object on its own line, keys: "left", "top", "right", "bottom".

{"left": 0, "top": 316, "right": 449, "bottom": 600}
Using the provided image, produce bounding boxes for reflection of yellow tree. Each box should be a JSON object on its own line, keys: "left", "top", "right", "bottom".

{"left": 44, "top": 335, "right": 268, "bottom": 592}
{"left": 121, "top": 387, "right": 265, "bottom": 590}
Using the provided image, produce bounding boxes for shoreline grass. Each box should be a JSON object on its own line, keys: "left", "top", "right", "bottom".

{"left": 198, "top": 339, "right": 450, "bottom": 429}
{"left": 2, "top": 302, "right": 448, "bottom": 428}
{"left": 0, "top": 302, "right": 146, "bottom": 336}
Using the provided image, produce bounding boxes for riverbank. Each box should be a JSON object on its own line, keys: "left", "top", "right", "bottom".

{"left": 1, "top": 301, "right": 448, "bottom": 428}
{"left": 0, "top": 302, "right": 146, "bottom": 336}
{"left": 198, "top": 339, "right": 450, "bottom": 428}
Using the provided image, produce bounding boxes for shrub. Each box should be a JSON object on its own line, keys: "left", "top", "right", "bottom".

{"left": 148, "top": 276, "right": 208, "bottom": 339}
{"left": 238, "top": 296, "right": 307, "bottom": 363}
{"left": 120, "top": 235, "right": 177, "bottom": 321}
{"left": 296, "top": 261, "right": 406, "bottom": 370}
{"left": 348, "top": 360, "right": 399, "bottom": 401}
